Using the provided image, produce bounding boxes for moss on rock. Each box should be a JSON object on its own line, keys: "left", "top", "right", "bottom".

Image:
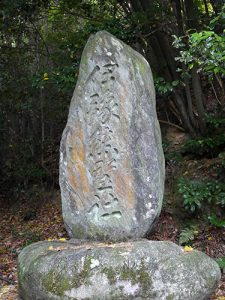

{"left": 42, "top": 270, "right": 72, "bottom": 296}
{"left": 42, "top": 255, "right": 93, "bottom": 296}
{"left": 102, "top": 259, "right": 152, "bottom": 290}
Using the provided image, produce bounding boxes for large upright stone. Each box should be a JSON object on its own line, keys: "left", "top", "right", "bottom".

{"left": 59, "top": 31, "right": 165, "bottom": 241}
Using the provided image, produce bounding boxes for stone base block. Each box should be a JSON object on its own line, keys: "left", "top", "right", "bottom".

{"left": 18, "top": 239, "right": 220, "bottom": 300}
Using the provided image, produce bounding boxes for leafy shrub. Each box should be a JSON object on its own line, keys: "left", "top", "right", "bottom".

{"left": 219, "top": 151, "right": 225, "bottom": 162}
{"left": 163, "top": 142, "right": 182, "bottom": 165}
{"left": 154, "top": 77, "right": 179, "bottom": 96}
{"left": 174, "top": 30, "right": 225, "bottom": 76}
{"left": 182, "top": 114, "right": 225, "bottom": 157}
{"left": 165, "top": 151, "right": 183, "bottom": 164}
{"left": 178, "top": 178, "right": 208, "bottom": 212}
{"left": 173, "top": 4, "right": 225, "bottom": 78}
{"left": 218, "top": 151, "right": 225, "bottom": 170}
{"left": 208, "top": 214, "right": 225, "bottom": 228}
{"left": 32, "top": 63, "right": 79, "bottom": 93}
{"left": 182, "top": 134, "right": 225, "bottom": 157}
{"left": 177, "top": 178, "right": 225, "bottom": 212}
{"left": 205, "top": 114, "right": 225, "bottom": 129}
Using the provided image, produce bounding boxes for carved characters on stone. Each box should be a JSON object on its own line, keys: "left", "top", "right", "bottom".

{"left": 86, "top": 62, "right": 121, "bottom": 220}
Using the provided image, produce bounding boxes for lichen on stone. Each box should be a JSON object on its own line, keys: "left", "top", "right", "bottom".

{"left": 166, "top": 295, "right": 175, "bottom": 300}
{"left": 102, "top": 258, "right": 152, "bottom": 290}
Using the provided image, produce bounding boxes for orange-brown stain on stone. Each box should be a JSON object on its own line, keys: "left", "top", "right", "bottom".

{"left": 71, "top": 129, "right": 89, "bottom": 194}
{"left": 67, "top": 164, "right": 85, "bottom": 210}
{"left": 113, "top": 161, "right": 135, "bottom": 210}
{"left": 66, "top": 127, "right": 89, "bottom": 211}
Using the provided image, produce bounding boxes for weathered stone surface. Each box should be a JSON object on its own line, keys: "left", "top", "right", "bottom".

{"left": 18, "top": 239, "right": 220, "bottom": 300}
{"left": 59, "top": 31, "right": 165, "bottom": 241}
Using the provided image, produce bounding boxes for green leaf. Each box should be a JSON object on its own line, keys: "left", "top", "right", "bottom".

{"left": 179, "top": 226, "right": 199, "bottom": 245}
{"left": 216, "top": 257, "right": 225, "bottom": 270}
{"left": 208, "top": 215, "right": 225, "bottom": 228}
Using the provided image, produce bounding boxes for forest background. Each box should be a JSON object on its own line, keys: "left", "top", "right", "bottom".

{"left": 0, "top": 0, "right": 225, "bottom": 298}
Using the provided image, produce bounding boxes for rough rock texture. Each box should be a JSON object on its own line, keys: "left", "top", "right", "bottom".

{"left": 18, "top": 239, "right": 221, "bottom": 300}
{"left": 59, "top": 31, "right": 165, "bottom": 241}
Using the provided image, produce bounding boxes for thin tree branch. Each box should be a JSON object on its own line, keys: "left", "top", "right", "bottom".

{"left": 159, "top": 119, "right": 185, "bottom": 131}
{"left": 29, "top": 19, "right": 51, "bottom": 59}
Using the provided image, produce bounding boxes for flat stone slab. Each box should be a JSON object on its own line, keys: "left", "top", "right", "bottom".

{"left": 18, "top": 239, "right": 220, "bottom": 300}
{"left": 59, "top": 31, "right": 165, "bottom": 241}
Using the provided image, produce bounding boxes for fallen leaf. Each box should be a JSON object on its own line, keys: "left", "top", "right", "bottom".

{"left": 184, "top": 245, "right": 193, "bottom": 252}
{"left": 59, "top": 238, "right": 66, "bottom": 242}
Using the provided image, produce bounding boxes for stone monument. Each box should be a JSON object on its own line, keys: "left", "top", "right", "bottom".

{"left": 18, "top": 31, "right": 221, "bottom": 300}
{"left": 59, "top": 30, "right": 165, "bottom": 241}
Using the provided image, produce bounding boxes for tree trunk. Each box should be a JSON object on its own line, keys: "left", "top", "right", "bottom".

{"left": 147, "top": 35, "right": 173, "bottom": 81}
{"left": 184, "top": 77, "right": 196, "bottom": 128}
{"left": 155, "top": 31, "right": 178, "bottom": 80}
{"left": 172, "top": 0, "right": 184, "bottom": 35}
{"left": 191, "top": 66, "right": 206, "bottom": 132}
{"left": 173, "top": 91, "right": 196, "bottom": 135}
{"left": 184, "top": 0, "right": 199, "bottom": 30}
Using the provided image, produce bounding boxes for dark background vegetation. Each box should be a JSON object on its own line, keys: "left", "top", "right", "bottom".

{"left": 0, "top": 0, "right": 225, "bottom": 298}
